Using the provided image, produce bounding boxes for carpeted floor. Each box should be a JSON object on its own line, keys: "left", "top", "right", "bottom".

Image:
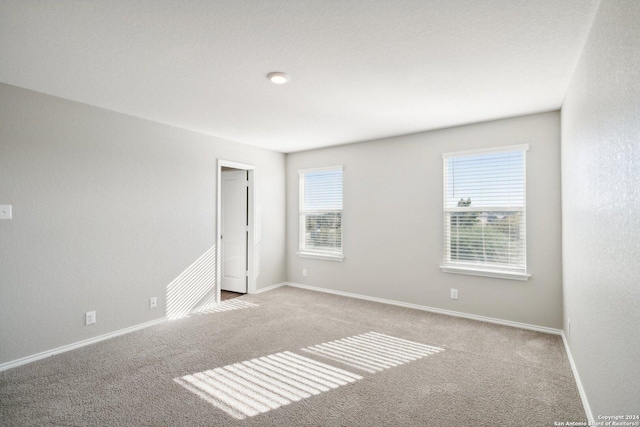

{"left": 0, "top": 286, "right": 586, "bottom": 426}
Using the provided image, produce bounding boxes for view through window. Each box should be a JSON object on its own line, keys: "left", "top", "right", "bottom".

{"left": 298, "top": 167, "right": 343, "bottom": 259}
{"left": 442, "top": 145, "right": 528, "bottom": 276}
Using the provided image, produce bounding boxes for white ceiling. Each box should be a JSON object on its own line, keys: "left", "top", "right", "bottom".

{"left": 0, "top": 0, "right": 600, "bottom": 153}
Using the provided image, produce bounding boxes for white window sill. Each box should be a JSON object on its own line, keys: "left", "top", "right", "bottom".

{"left": 297, "top": 252, "right": 344, "bottom": 262}
{"left": 440, "top": 265, "right": 530, "bottom": 281}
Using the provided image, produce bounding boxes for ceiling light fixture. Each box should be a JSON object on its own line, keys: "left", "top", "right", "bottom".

{"left": 267, "top": 72, "right": 290, "bottom": 84}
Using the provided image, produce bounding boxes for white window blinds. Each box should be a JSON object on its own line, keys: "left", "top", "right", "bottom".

{"left": 442, "top": 145, "right": 528, "bottom": 275}
{"left": 298, "top": 167, "right": 343, "bottom": 259}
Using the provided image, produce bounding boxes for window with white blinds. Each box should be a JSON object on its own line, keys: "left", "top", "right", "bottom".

{"left": 441, "top": 145, "right": 529, "bottom": 280}
{"left": 298, "top": 166, "right": 343, "bottom": 260}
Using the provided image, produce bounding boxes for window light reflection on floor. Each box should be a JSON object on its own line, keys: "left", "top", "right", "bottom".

{"left": 194, "top": 299, "right": 258, "bottom": 315}
{"left": 174, "top": 351, "right": 362, "bottom": 420}
{"left": 174, "top": 332, "right": 443, "bottom": 419}
{"left": 302, "top": 332, "right": 444, "bottom": 373}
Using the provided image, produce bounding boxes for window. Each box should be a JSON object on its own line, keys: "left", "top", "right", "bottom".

{"left": 440, "top": 145, "right": 530, "bottom": 280}
{"left": 298, "top": 166, "right": 343, "bottom": 260}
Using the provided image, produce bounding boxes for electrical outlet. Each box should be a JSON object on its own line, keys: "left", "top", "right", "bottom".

{"left": 150, "top": 297, "right": 157, "bottom": 308}
{"left": 450, "top": 288, "right": 458, "bottom": 300}
{"left": 0, "top": 205, "right": 12, "bottom": 220}
{"left": 302, "top": 269, "right": 307, "bottom": 277}
{"left": 85, "top": 311, "right": 96, "bottom": 325}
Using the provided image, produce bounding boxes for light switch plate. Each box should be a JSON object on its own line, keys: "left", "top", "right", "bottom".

{"left": 0, "top": 205, "right": 12, "bottom": 219}
{"left": 86, "top": 311, "right": 96, "bottom": 325}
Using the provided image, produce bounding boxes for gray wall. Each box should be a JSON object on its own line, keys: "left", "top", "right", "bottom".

{"left": 0, "top": 83, "right": 285, "bottom": 365}
{"left": 286, "top": 112, "right": 563, "bottom": 329}
{"left": 561, "top": 0, "right": 640, "bottom": 416}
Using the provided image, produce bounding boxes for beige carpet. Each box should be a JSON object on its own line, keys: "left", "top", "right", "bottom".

{"left": 0, "top": 286, "right": 585, "bottom": 426}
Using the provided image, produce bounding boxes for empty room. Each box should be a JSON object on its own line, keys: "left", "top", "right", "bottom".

{"left": 1, "top": 1, "right": 638, "bottom": 426}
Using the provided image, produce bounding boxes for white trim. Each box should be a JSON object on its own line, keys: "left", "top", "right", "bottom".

{"left": 219, "top": 160, "right": 256, "bottom": 171}
{"left": 252, "top": 282, "right": 287, "bottom": 294}
{"left": 523, "top": 148, "right": 528, "bottom": 272}
{"left": 298, "top": 166, "right": 344, "bottom": 259}
{"left": 0, "top": 317, "right": 167, "bottom": 372}
{"left": 442, "top": 145, "right": 528, "bottom": 276}
{"left": 298, "top": 165, "right": 344, "bottom": 174}
{"left": 284, "top": 283, "right": 559, "bottom": 335}
{"left": 297, "top": 252, "right": 345, "bottom": 262}
{"left": 442, "top": 143, "right": 530, "bottom": 159}
{"left": 440, "top": 265, "right": 531, "bottom": 281}
{"left": 247, "top": 170, "right": 255, "bottom": 295}
{"left": 217, "top": 159, "right": 256, "bottom": 301}
{"left": 560, "top": 332, "right": 594, "bottom": 423}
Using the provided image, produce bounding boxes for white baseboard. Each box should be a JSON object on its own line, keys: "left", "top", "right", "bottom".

{"left": 0, "top": 283, "right": 288, "bottom": 372}
{"left": 253, "top": 282, "right": 287, "bottom": 294}
{"left": 284, "top": 283, "right": 598, "bottom": 416}
{"left": 285, "top": 283, "right": 595, "bottom": 421}
{"left": 3, "top": 279, "right": 586, "bottom": 425}
{"left": 560, "top": 331, "right": 593, "bottom": 423}
{"left": 285, "top": 282, "right": 562, "bottom": 335}
{"left": 0, "top": 317, "right": 167, "bottom": 372}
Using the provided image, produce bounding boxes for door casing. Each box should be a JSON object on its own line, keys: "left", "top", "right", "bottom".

{"left": 221, "top": 169, "right": 248, "bottom": 293}
{"left": 216, "top": 159, "right": 255, "bottom": 303}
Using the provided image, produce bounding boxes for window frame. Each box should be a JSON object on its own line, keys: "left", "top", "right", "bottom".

{"left": 297, "top": 166, "right": 344, "bottom": 261}
{"left": 440, "top": 145, "right": 531, "bottom": 281}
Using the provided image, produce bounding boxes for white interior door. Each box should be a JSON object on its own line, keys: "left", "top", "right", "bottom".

{"left": 221, "top": 170, "right": 248, "bottom": 293}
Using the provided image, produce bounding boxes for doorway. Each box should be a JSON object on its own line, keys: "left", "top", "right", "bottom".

{"left": 216, "top": 159, "right": 255, "bottom": 303}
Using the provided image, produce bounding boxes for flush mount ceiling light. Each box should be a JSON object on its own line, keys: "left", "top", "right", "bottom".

{"left": 267, "top": 72, "right": 290, "bottom": 84}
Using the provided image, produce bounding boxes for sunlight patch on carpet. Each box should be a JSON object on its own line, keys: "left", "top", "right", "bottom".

{"left": 194, "top": 299, "right": 258, "bottom": 315}
{"left": 174, "top": 351, "right": 362, "bottom": 419}
{"left": 301, "top": 332, "right": 444, "bottom": 373}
